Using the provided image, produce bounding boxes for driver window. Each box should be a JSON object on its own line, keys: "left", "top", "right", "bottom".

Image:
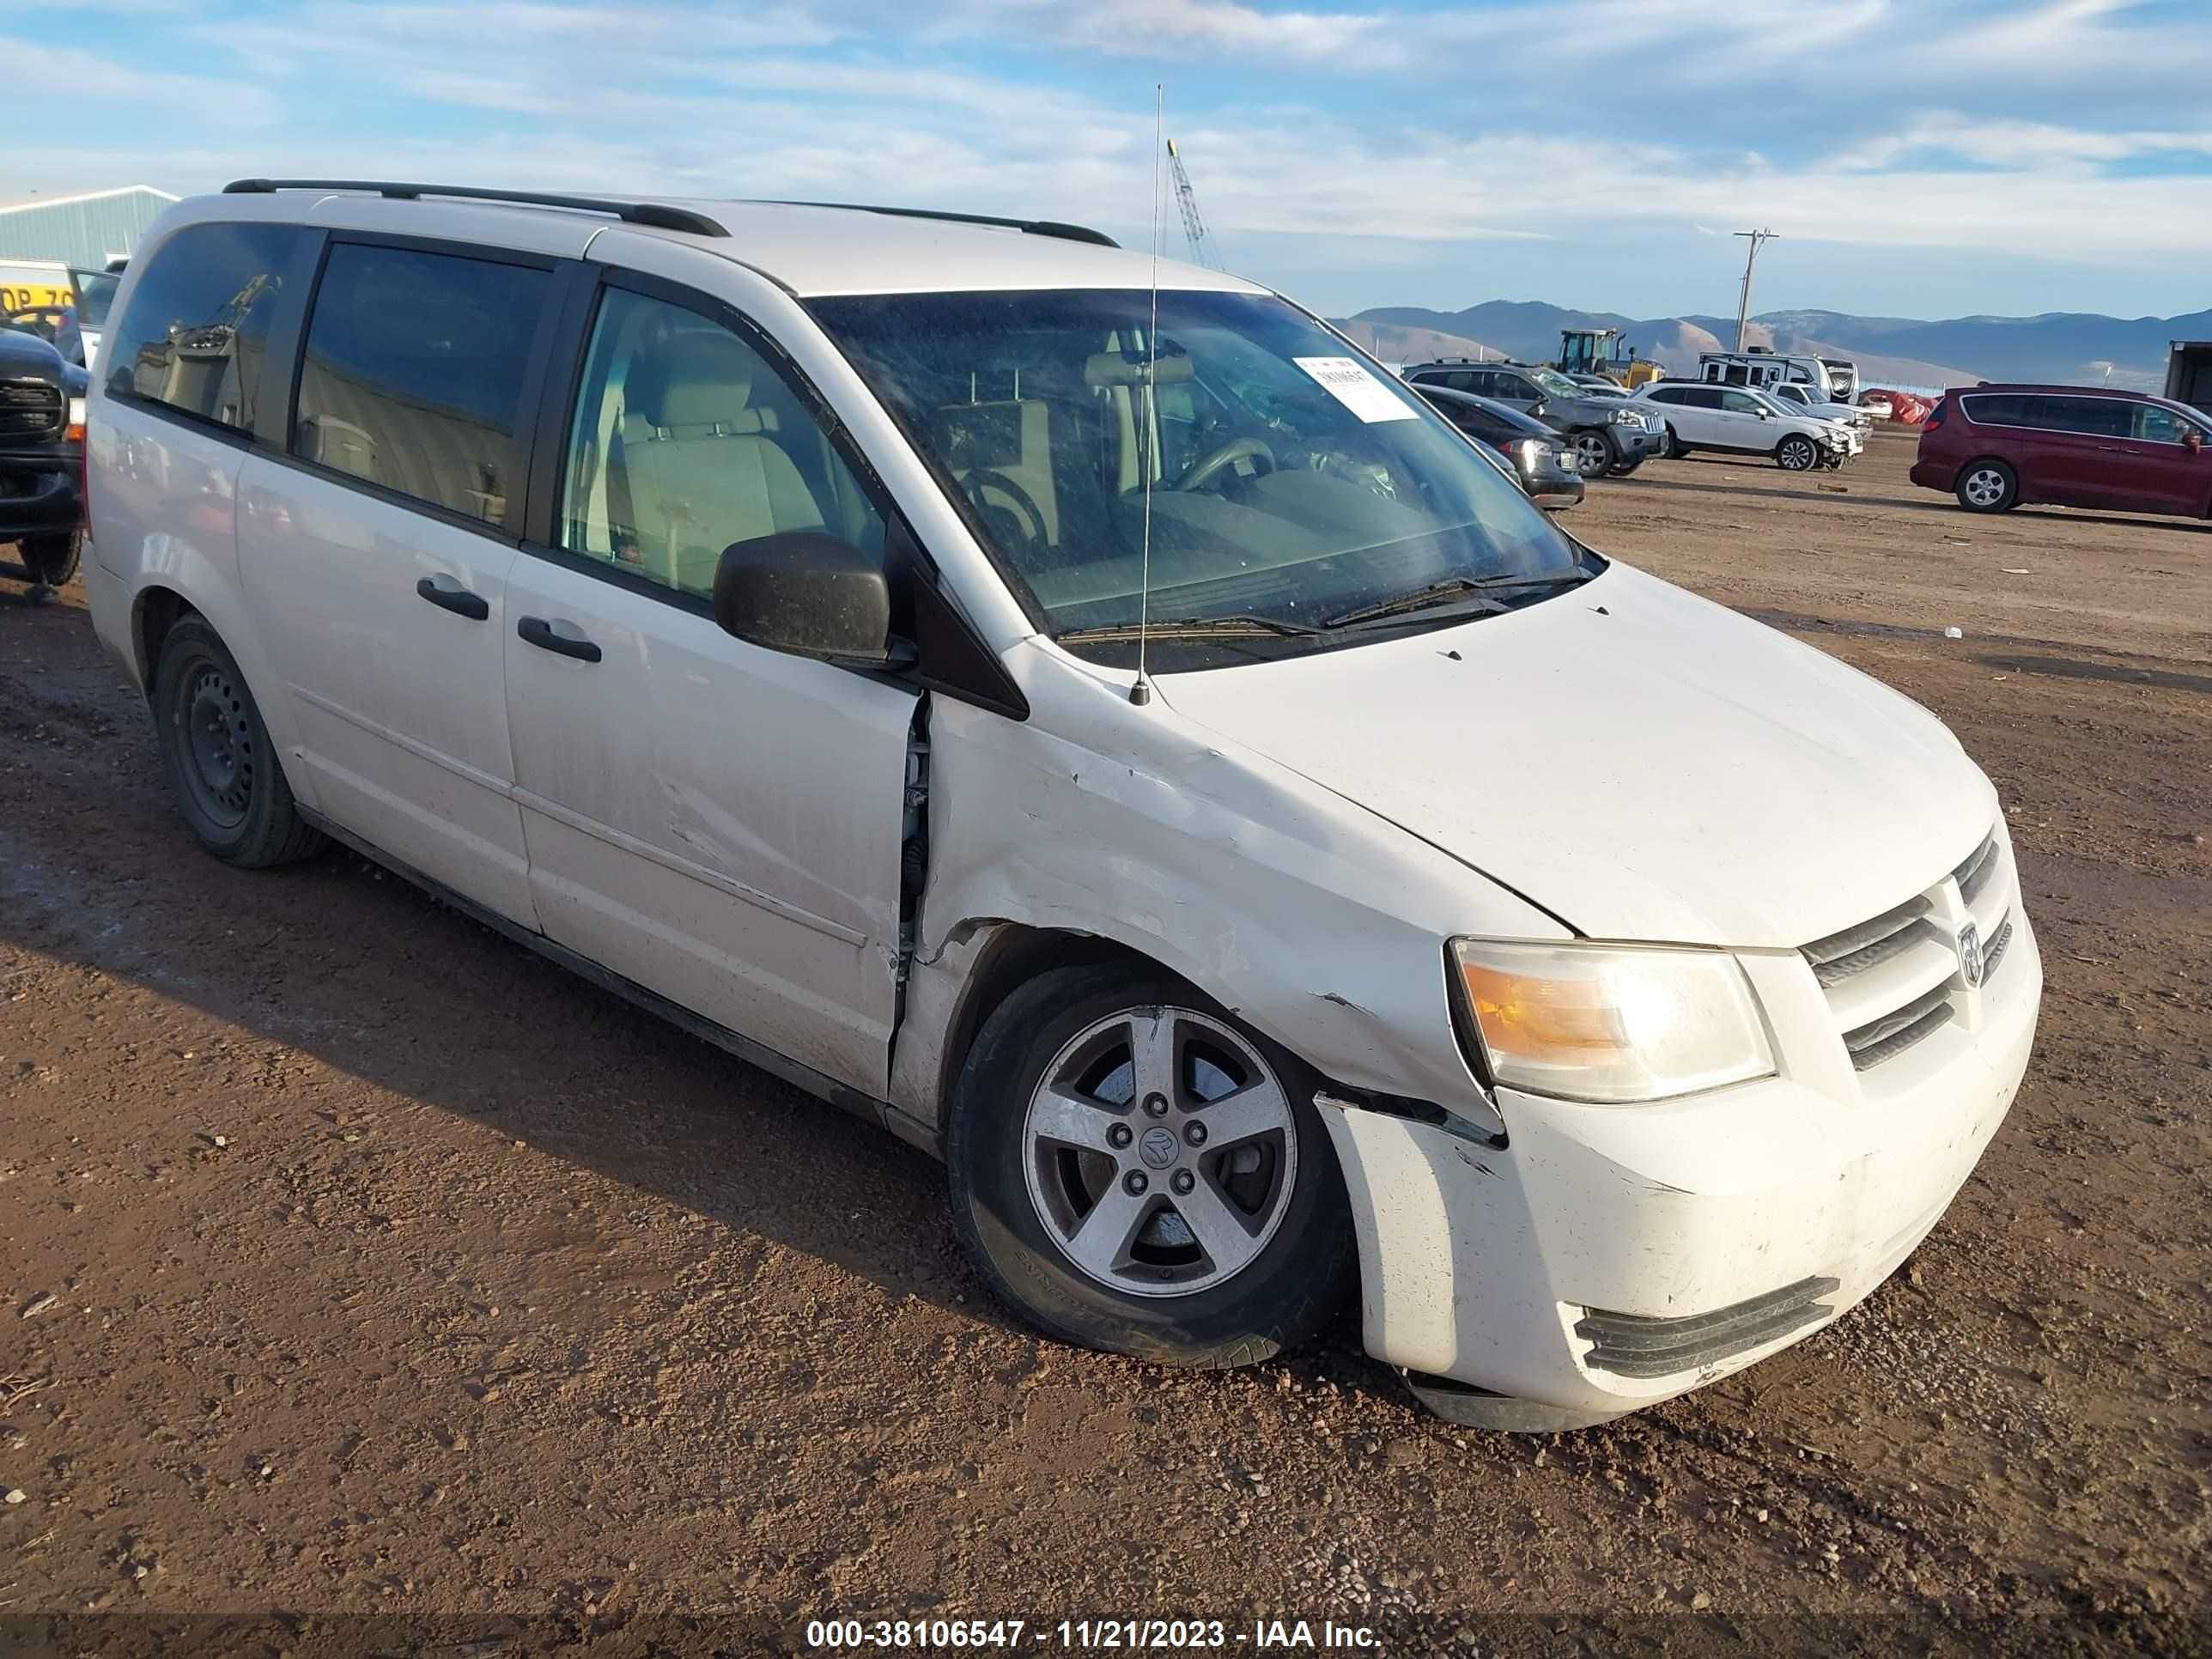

{"left": 559, "top": 286, "right": 884, "bottom": 599}
{"left": 1720, "top": 390, "right": 1764, "bottom": 415}
{"left": 2134, "top": 403, "right": 2193, "bottom": 444}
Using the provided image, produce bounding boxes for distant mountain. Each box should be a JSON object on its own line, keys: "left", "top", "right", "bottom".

{"left": 1342, "top": 298, "right": 2210, "bottom": 391}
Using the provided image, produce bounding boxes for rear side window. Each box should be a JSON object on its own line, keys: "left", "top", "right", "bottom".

{"left": 1962, "top": 393, "right": 2032, "bottom": 427}
{"left": 102, "top": 221, "right": 311, "bottom": 432}
{"left": 293, "top": 243, "right": 551, "bottom": 524}
{"left": 2037, "top": 395, "right": 2131, "bottom": 439}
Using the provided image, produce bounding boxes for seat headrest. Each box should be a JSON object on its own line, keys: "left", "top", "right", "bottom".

{"left": 634, "top": 331, "right": 757, "bottom": 429}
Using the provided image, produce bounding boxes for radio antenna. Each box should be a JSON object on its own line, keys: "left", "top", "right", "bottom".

{"left": 1130, "top": 82, "right": 1164, "bottom": 708}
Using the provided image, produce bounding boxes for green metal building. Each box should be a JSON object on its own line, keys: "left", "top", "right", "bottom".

{"left": 0, "top": 186, "right": 179, "bottom": 266}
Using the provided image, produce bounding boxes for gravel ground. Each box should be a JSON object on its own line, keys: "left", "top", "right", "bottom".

{"left": 0, "top": 429, "right": 2206, "bottom": 1656}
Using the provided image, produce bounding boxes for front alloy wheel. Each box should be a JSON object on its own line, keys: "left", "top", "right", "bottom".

{"left": 1571, "top": 429, "right": 1617, "bottom": 478}
{"left": 946, "top": 965, "right": 1352, "bottom": 1368}
{"left": 1777, "top": 434, "right": 1818, "bottom": 471}
{"left": 1022, "top": 1006, "right": 1297, "bottom": 1297}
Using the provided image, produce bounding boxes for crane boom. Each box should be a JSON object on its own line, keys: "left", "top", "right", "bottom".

{"left": 1164, "top": 138, "right": 1221, "bottom": 270}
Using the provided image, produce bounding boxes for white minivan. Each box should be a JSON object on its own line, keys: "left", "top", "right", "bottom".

{"left": 82, "top": 183, "right": 2040, "bottom": 1431}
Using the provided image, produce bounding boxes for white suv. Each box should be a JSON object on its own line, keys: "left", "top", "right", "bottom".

{"left": 1632, "top": 380, "right": 1855, "bottom": 469}
{"left": 82, "top": 181, "right": 2039, "bottom": 1431}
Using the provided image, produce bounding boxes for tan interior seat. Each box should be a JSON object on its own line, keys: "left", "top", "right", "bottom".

{"left": 619, "top": 332, "right": 823, "bottom": 595}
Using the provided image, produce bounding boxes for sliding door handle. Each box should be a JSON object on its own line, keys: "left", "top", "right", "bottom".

{"left": 416, "top": 576, "right": 489, "bottom": 621}
{"left": 517, "top": 615, "right": 602, "bottom": 663}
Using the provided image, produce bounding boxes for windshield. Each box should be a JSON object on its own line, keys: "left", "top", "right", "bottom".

{"left": 809, "top": 289, "right": 1583, "bottom": 661}
{"left": 70, "top": 270, "right": 119, "bottom": 329}
{"left": 1524, "top": 366, "right": 1584, "bottom": 400}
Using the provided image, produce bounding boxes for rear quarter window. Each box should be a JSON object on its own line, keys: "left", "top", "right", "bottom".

{"left": 1961, "top": 393, "right": 2033, "bottom": 428}
{"left": 102, "top": 221, "right": 314, "bottom": 433}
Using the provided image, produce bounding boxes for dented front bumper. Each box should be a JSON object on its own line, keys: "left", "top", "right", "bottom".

{"left": 1316, "top": 915, "right": 2040, "bottom": 1423}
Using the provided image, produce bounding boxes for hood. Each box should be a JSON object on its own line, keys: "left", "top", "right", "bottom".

{"left": 1157, "top": 563, "right": 1995, "bottom": 949}
{"left": 0, "top": 328, "right": 65, "bottom": 382}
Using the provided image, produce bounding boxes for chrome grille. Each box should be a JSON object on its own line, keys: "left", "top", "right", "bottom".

{"left": 1954, "top": 831, "right": 2001, "bottom": 908}
{"left": 0, "top": 379, "right": 64, "bottom": 441}
{"left": 1804, "top": 824, "right": 2015, "bottom": 1075}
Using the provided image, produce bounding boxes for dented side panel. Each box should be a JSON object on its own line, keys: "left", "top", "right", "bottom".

{"left": 886, "top": 637, "right": 1570, "bottom": 1130}
{"left": 503, "top": 550, "right": 916, "bottom": 1097}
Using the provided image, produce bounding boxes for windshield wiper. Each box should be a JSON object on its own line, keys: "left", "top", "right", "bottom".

{"left": 1055, "top": 613, "right": 1325, "bottom": 644}
{"left": 1322, "top": 568, "right": 1590, "bottom": 630}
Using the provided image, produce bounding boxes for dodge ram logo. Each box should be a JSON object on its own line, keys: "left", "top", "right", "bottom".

{"left": 1957, "top": 922, "right": 1984, "bottom": 989}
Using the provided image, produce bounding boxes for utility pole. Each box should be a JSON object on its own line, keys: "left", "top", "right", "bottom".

{"left": 1733, "top": 228, "right": 1778, "bottom": 352}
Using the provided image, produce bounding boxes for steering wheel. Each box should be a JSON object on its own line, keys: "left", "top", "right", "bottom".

{"left": 959, "top": 468, "right": 1048, "bottom": 548}
{"left": 1175, "top": 436, "right": 1275, "bottom": 493}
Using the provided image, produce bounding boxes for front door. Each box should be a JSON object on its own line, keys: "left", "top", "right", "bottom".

{"left": 239, "top": 236, "right": 561, "bottom": 925}
{"left": 2098, "top": 400, "right": 2209, "bottom": 516}
{"left": 501, "top": 272, "right": 915, "bottom": 1097}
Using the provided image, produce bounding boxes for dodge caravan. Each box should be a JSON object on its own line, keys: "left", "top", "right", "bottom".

{"left": 83, "top": 182, "right": 2041, "bottom": 1431}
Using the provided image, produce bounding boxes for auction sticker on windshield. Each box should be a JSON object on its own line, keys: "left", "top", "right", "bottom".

{"left": 1293, "top": 356, "right": 1419, "bottom": 422}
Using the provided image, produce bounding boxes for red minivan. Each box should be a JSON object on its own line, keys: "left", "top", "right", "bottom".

{"left": 1910, "top": 384, "right": 2212, "bottom": 519}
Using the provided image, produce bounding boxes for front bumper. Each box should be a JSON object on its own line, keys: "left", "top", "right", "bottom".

{"left": 0, "top": 453, "right": 82, "bottom": 540}
{"left": 1614, "top": 422, "right": 1667, "bottom": 461}
{"left": 1319, "top": 906, "right": 2040, "bottom": 1420}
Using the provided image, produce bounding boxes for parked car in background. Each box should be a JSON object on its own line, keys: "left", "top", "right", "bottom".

{"left": 1411, "top": 383, "right": 1584, "bottom": 508}
{"left": 1402, "top": 358, "right": 1666, "bottom": 477}
{"left": 6, "top": 304, "right": 86, "bottom": 366}
{"left": 1910, "top": 385, "right": 2212, "bottom": 517}
{"left": 1858, "top": 392, "right": 1895, "bottom": 421}
{"left": 1766, "top": 380, "right": 1872, "bottom": 445}
{"left": 1630, "top": 380, "right": 1851, "bottom": 470}
{"left": 0, "top": 325, "right": 87, "bottom": 590}
{"left": 69, "top": 262, "right": 125, "bottom": 371}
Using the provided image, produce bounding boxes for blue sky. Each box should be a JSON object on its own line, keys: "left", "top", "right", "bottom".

{"left": 12, "top": 0, "right": 2212, "bottom": 321}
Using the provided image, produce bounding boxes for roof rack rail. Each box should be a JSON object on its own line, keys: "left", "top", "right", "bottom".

{"left": 222, "top": 179, "right": 728, "bottom": 237}
{"left": 757, "top": 199, "right": 1118, "bottom": 249}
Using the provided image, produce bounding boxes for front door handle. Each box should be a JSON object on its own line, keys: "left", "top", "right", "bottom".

{"left": 416, "top": 575, "right": 489, "bottom": 621}
{"left": 517, "top": 615, "right": 602, "bottom": 663}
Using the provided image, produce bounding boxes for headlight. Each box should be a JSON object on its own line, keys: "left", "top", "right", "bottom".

{"left": 1609, "top": 407, "right": 1639, "bottom": 425}
{"left": 1449, "top": 939, "right": 1775, "bottom": 1103}
{"left": 68, "top": 396, "right": 87, "bottom": 434}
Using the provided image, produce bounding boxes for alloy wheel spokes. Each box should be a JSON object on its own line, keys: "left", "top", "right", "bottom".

{"left": 1021, "top": 1005, "right": 1298, "bottom": 1298}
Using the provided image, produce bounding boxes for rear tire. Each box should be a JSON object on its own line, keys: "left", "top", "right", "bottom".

{"left": 151, "top": 617, "right": 325, "bottom": 868}
{"left": 1664, "top": 425, "right": 1689, "bottom": 459}
{"left": 18, "top": 531, "right": 80, "bottom": 587}
{"left": 947, "top": 963, "right": 1354, "bottom": 1369}
{"left": 1954, "top": 459, "right": 2018, "bottom": 513}
{"left": 1776, "top": 434, "right": 1818, "bottom": 471}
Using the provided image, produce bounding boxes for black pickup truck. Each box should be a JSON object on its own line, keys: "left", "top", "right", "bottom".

{"left": 0, "top": 325, "right": 86, "bottom": 592}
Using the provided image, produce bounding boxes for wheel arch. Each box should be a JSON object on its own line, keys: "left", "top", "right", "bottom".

{"left": 127, "top": 567, "right": 319, "bottom": 813}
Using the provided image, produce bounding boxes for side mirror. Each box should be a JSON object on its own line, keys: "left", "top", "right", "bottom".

{"left": 1530, "top": 402, "right": 1548, "bottom": 419}
{"left": 713, "top": 531, "right": 902, "bottom": 667}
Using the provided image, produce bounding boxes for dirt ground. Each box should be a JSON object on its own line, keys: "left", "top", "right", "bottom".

{"left": 1, "top": 428, "right": 2206, "bottom": 1656}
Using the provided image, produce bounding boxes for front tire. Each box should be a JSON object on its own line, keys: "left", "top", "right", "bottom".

{"left": 152, "top": 617, "right": 325, "bottom": 868}
{"left": 947, "top": 964, "right": 1354, "bottom": 1368}
{"left": 1776, "top": 434, "right": 1818, "bottom": 471}
{"left": 18, "top": 531, "right": 81, "bottom": 587}
{"left": 1954, "top": 459, "right": 2018, "bottom": 513}
{"left": 1664, "top": 425, "right": 1690, "bottom": 459}
{"left": 1570, "top": 428, "right": 1619, "bottom": 479}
